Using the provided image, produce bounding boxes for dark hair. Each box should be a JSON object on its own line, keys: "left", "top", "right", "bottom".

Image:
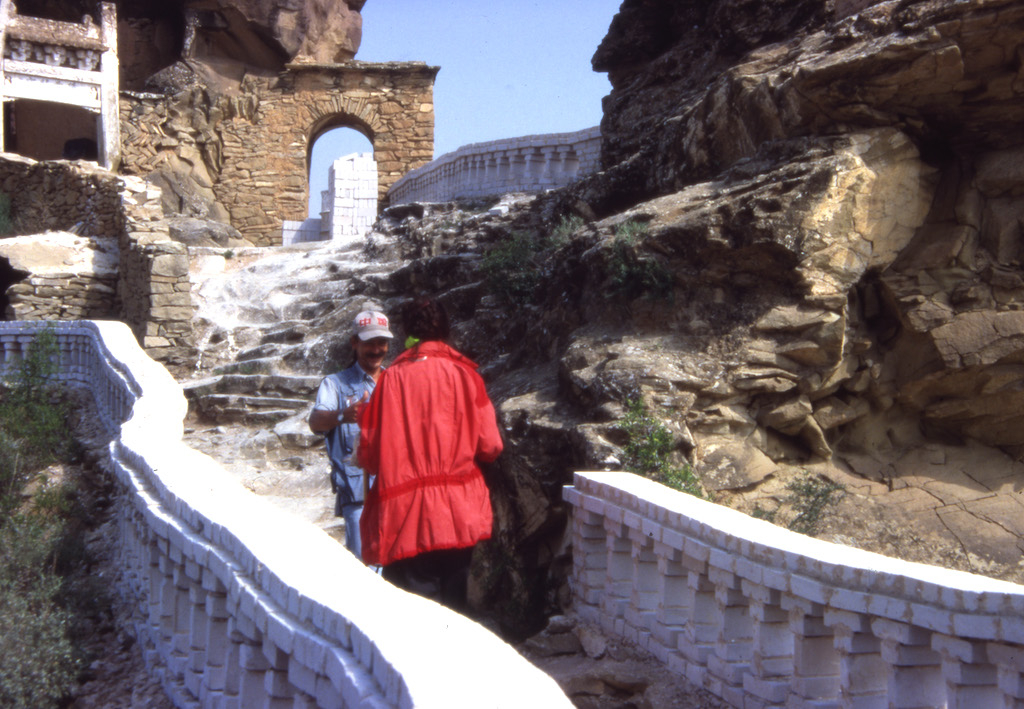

{"left": 401, "top": 297, "right": 450, "bottom": 342}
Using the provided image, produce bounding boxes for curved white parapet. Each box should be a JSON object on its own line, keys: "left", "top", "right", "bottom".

{"left": 564, "top": 471, "right": 1024, "bottom": 708}
{"left": 387, "top": 126, "right": 601, "bottom": 206}
{"left": 0, "top": 321, "right": 572, "bottom": 709}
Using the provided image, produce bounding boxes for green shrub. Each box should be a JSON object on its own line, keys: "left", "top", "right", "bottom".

{"left": 0, "top": 327, "right": 84, "bottom": 707}
{"left": 0, "top": 430, "right": 27, "bottom": 520}
{"left": 546, "top": 214, "right": 584, "bottom": 249}
{"left": 480, "top": 230, "right": 542, "bottom": 305}
{"left": 0, "top": 327, "right": 75, "bottom": 474}
{"left": 614, "top": 219, "right": 649, "bottom": 243}
{"left": 619, "top": 398, "right": 706, "bottom": 498}
{"left": 749, "top": 472, "right": 845, "bottom": 536}
{"left": 0, "top": 515, "right": 79, "bottom": 709}
{"left": 606, "top": 220, "right": 672, "bottom": 301}
{"left": 785, "top": 472, "right": 845, "bottom": 536}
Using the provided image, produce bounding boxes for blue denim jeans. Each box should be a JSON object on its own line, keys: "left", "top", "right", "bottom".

{"left": 341, "top": 502, "right": 363, "bottom": 558}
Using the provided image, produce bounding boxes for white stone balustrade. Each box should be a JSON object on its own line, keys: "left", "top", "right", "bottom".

{"left": 0, "top": 320, "right": 572, "bottom": 709}
{"left": 387, "top": 126, "right": 601, "bottom": 206}
{"left": 564, "top": 470, "right": 1024, "bottom": 708}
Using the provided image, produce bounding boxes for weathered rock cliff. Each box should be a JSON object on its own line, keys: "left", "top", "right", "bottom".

{"left": 347, "top": 0, "right": 1024, "bottom": 634}
{"left": 17, "top": 0, "right": 364, "bottom": 66}
{"left": 68, "top": 0, "right": 1024, "bottom": 641}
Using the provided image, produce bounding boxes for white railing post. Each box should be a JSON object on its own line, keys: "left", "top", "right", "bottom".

{"left": 564, "top": 471, "right": 1024, "bottom": 708}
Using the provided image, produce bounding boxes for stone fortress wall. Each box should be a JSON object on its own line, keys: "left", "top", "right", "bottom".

{"left": 0, "top": 154, "right": 195, "bottom": 366}
{"left": 118, "top": 62, "right": 438, "bottom": 248}
{"left": 0, "top": 319, "right": 573, "bottom": 709}
{"left": 387, "top": 126, "right": 602, "bottom": 205}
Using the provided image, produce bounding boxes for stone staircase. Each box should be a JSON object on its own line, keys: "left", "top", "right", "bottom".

{"left": 177, "top": 236, "right": 409, "bottom": 533}
{"left": 183, "top": 372, "right": 321, "bottom": 425}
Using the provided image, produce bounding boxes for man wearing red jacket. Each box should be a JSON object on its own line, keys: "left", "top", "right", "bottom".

{"left": 357, "top": 297, "right": 503, "bottom": 609}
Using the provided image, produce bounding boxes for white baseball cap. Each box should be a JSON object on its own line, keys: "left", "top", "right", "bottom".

{"left": 352, "top": 310, "right": 393, "bottom": 340}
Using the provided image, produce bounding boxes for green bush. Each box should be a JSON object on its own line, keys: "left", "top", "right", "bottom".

{"left": 751, "top": 472, "right": 845, "bottom": 536}
{"left": 0, "top": 429, "right": 27, "bottom": 521}
{"left": 0, "top": 327, "right": 83, "bottom": 707}
{"left": 480, "top": 230, "right": 542, "bottom": 305}
{"left": 0, "top": 515, "right": 79, "bottom": 709}
{"left": 0, "top": 327, "right": 75, "bottom": 475}
{"left": 614, "top": 219, "right": 649, "bottom": 243}
{"left": 785, "top": 472, "right": 845, "bottom": 536}
{"left": 619, "top": 398, "right": 706, "bottom": 498}
{"left": 606, "top": 220, "right": 672, "bottom": 301}
{"left": 546, "top": 214, "right": 584, "bottom": 250}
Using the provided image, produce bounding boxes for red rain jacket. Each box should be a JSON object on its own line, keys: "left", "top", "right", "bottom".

{"left": 357, "top": 341, "right": 503, "bottom": 566}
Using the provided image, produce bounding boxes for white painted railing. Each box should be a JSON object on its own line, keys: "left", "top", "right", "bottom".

{"left": 0, "top": 321, "right": 571, "bottom": 709}
{"left": 387, "top": 126, "right": 601, "bottom": 205}
{"left": 564, "top": 471, "right": 1024, "bottom": 708}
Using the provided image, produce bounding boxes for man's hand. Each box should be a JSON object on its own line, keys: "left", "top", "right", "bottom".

{"left": 308, "top": 391, "right": 369, "bottom": 432}
{"left": 340, "top": 391, "right": 369, "bottom": 423}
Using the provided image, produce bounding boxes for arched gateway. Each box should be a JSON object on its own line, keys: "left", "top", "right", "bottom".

{"left": 207, "top": 62, "right": 438, "bottom": 246}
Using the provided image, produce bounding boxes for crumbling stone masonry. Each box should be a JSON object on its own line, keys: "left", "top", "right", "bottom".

{"left": 120, "top": 61, "right": 439, "bottom": 246}
{"left": 0, "top": 154, "right": 195, "bottom": 366}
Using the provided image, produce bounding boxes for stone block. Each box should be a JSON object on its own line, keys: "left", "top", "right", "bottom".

{"left": 151, "top": 253, "right": 190, "bottom": 277}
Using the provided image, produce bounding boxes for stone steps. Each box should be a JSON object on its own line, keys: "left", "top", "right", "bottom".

{"left": 183, "top": 373, "right": 321, "bottom": 425}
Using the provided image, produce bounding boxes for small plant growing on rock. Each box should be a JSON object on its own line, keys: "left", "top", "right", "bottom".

{"left": 784, "top": 472, "right": 845, "bottom": 536}
{"left": 614, "top": 218, "right": 649, "bottom": 243}
{"left": 751, "top": 471, "right": 845, "bottom": 537}
{"left": 480, "top": 230, "right": 542, "bottom": 305}
{"left": 619, "top": 397, "right": 706, "bottom": 499}
{"left": 606, "top": 220, "right": 672, "bottom": 301}
{"left": 546, "top": 214, "right": 584, "bottom": 249}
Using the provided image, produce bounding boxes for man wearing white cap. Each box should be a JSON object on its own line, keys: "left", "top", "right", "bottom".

{"left": 308, "top": 306, "right": 393, "bottom": 557}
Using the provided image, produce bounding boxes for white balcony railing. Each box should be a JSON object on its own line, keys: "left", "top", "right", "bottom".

{"left": 0, "top": 320, "right": 572, "bottom": 709}
{"left": 387, "top": 127, "right": 601, "bottom": 206}
{"left": 564, "top": 470, "right": 1024, "bottom": 708}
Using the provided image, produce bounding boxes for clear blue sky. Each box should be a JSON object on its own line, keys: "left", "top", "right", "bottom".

{"left": 308, "top": 0, "right": 622, "bottom": 215}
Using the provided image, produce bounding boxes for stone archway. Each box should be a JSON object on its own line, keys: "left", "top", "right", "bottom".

{"left": 306, "top": 104, "right": 378, "bottom": 202}
{"left": 204, "top": 62, "right": 437, "bottom": 246}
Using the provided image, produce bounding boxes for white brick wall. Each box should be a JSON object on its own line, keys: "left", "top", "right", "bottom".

{"left": 0, "top": 320, "right": 572, "bottom": 709}
{"left": 564, "top": 470, "right": 1024, "bottom": 708}
{"left": 282, "top": 217, "right": 323, "bottom": 245}
{"left": 322, "top": 153, "right": 378, "bottom": 244}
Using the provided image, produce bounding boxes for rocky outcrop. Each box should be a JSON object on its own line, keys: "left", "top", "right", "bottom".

{"left": 135, "top": 0, "right": 1024, "bottom": 639}
{"left": 205, "top": 0, "right": 365, "bottom": 63}
{"left": 17, "top": 0, "right": 364, "bottom": 67}
{"left": 323, "top": 0, "right": 1024, "bottom": 634}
